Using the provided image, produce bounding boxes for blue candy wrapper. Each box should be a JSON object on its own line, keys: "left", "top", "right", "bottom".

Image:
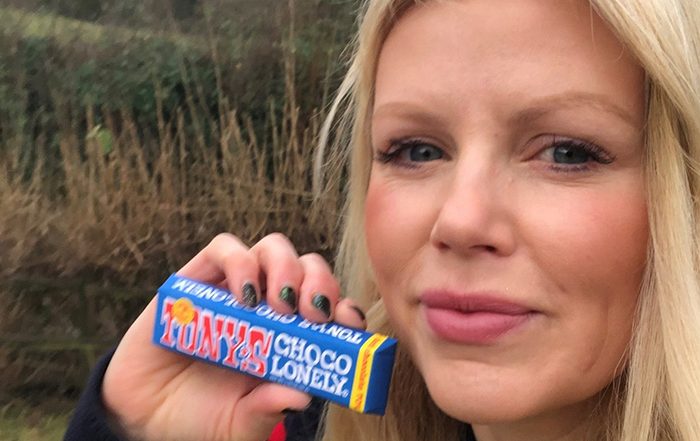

{"left": 152, "top": 274, "right": 397, "bottom": 414}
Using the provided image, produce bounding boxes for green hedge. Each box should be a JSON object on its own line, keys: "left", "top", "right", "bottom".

{"left": 0, "top": 2, "right": 356, "bottom": 155}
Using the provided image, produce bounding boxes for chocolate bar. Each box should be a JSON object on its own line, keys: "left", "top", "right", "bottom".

{"left": 152, "top": 274, "right": 397, "bottom": 415}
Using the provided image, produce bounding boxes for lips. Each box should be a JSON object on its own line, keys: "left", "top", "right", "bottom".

{"left": 419, "top": 290, "right": 536, "bottom": 344}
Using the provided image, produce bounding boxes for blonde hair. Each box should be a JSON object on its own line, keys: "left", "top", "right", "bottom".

{"left": 314, "top": 1, "right": 700, "bottom": 440}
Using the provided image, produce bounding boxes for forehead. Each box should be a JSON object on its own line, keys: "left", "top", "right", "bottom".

{"left": 373, "top": 0, "right": 644, "bottom": 126}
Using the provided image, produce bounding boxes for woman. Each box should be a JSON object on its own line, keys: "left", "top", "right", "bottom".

{"left": 64, "top": 0, "right": 700, "bottom": 440}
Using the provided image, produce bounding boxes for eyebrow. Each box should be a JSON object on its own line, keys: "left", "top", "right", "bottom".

{"left": 372, "top": 91, "right": 639, "bottom": 129}
{"left": 372, "top": 101, "right": 447, "bottom": 127}
{"left": 510, "top": 91, "right": 639, "bottom": 129}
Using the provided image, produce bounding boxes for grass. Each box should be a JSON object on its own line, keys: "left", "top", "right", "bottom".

{"left": 0, "top": 407, "right": 69, "bottom": 441}
{"left": 0, "top": 5, "right": 206, "bottom": 51}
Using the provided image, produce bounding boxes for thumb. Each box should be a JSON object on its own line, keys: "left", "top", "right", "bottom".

{"left": 231, "top": 383, "right": 313, "bottom": 441}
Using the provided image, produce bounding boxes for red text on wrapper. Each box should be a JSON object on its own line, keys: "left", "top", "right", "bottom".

{"left": 159, "top": 296, "right": 273, "bottom": 377}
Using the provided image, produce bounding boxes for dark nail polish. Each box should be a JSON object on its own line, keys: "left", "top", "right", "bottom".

{"left": 280, "top": 286, "right": 297, "bottom": 310}
{"left": 351, "top": 305, "right": 366, "bottom": 322}
{"left": 312, "top": 294, "right": 331, "bottom": 318}
{"left": 242, "top": 283, "right": 258, "bottom": 307}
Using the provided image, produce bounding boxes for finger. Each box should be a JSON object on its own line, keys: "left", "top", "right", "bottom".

{"left": 250, "top": 233, "right": 304, "bottom": 314}
{"left": 177, "top": 233, "right": 247, "bottom": 283}
{"left": 334, "top": 298, "right": 367, "bottom": 330}
{"left": 177, "top": 233, "right": 261, "bottom": 307}
{"left": 232, "top": 383, "right": 312, "bottom": 441}
{"left": 297, "top": 253, "right": 341, "bottom": 323}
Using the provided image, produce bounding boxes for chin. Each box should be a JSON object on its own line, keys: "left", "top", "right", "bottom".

{"left": 420, "top": 367, "right": 543, "bottom": 424}
{"left": 429, "top": 389, "right": 533, "bottom": 424}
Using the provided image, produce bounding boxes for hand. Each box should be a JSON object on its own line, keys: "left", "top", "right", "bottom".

{"left": 102, "top": 233, "right": 366, "bottom": 441}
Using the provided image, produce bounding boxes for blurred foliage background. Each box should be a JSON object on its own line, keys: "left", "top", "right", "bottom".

{"left": 0, "top": 0, "right": 359, "bottom": 438}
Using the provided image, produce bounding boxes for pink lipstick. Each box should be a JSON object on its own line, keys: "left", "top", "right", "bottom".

{"left": 420, "top": 290, "right": 536, "bottom": 344}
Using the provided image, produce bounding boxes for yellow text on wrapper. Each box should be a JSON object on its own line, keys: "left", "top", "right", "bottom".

{"left": 349, "top": 334, "right": 388, "bottom": 412}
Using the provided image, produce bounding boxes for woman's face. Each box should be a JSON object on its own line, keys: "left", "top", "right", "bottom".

{"left": 365, "top": 0, "right": 647, "bottom": 433}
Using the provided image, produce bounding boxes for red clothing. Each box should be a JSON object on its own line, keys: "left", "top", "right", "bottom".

{"left": 269, "top": 422, "right": 286, "bottom": 441}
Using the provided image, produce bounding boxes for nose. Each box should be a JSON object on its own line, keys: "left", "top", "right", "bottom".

{"left": 429, "top": 153, "right": 517, "bottom": 257}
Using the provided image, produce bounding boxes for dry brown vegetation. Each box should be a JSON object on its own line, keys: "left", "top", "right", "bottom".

{"left": 0, "top": 1, "right": 354, "bottom": 414}
{"left": 1, "top": 70, "right": 343, "bottom": 284}
{"left": 0, "top": 72, "right": 346, "bottom": 401}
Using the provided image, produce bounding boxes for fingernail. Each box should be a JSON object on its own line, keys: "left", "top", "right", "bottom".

{"left": 312, "top": 294, "right": 331, "bottom": 318}
{"left": 280, "top": 286, "right": 297, "bottom": 311}
{"left": 351, "top": 305, "right": 366, "bottom": 322}
{"left": 242, "top": 283, "right": 258, "bottom": 307}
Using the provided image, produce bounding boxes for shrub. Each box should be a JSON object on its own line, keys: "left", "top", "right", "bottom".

{"left": 0, "top": 0, "right": 358, "bottom": 408}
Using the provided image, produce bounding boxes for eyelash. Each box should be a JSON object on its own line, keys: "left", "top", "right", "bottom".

{"left": 539, "top": 136, "right": 615, "bottom": 173}
{"left": 374, "top": 136, "right": 616, "bottom": 173}
{"left": 374, "top": 139, "right": 435, "bottom": 170}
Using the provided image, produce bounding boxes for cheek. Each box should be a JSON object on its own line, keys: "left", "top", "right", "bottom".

{"left": 525, "top": 181, "right": 648, "bottom": 373}
{"left": 530, "top": 183, "right": 648, "bottom": 298}
{"left": 364, "top": 175, "right": 436, "bottom": 285}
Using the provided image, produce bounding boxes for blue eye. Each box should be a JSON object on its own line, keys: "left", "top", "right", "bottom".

{"left": 553, "top": 144, "right": 592, "bottom": 164}
{"left": 540, "top": 138, "right": 615, "bottom": 170}
{"left": 407, "top": 143, "right": 443, "bottom": 162}
{"left": 375, "top": 139, "right": 444, "bottom": 167}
